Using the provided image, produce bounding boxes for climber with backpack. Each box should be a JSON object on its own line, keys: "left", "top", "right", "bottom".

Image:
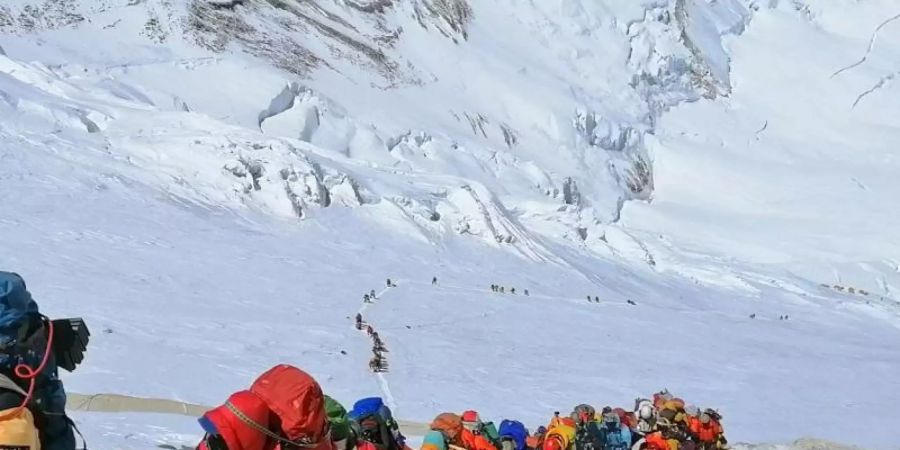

{"left": 633, "top": 416, "right": 693, "bottom": 450}
{"left": 460, "top": 410, "right": 498, "bottom": 450}
{"left": 570, "top": 404, "right": 602, "bottom": 450}
{"left": 526, "top": 426, "right": 546, "bottom": 450}
{"left": 633, "top": 399, "right": 657, "bottom": 437}
{"left": 542, "top": 417, "right": 576, "bottom": 450}
{"left": 597, "top": 411, "right": 631, "bottom": 450}
{"left": 687, "top": 410, "right": 724, "bottom": 450}
{"left": 197, "top": 364, "right": 335, "bottom": 450}
{"left": 326, "top": 396, "right": 357, "bottom": 450}
{"left": 498, "top": 420, "right": 528, "bottom": 450}
{"left": 0, "top": 271, "right": 90, "bottom": 450}
{"left": 422, "top": 413, "right": 464, "bottom": 450}
{"left": 350, "top": 397, "right": 407, "bottom": 450}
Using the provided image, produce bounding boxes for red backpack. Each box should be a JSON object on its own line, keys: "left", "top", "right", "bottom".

{"left": 198, "top": 364, "right": 335, "bottom": 450}
{"left": 250, "top": 364, "right": 334, "bottom": 450}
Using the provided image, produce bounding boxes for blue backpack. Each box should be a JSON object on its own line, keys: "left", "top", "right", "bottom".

{"left": 350, "top": 397, "right": 405, "bottom": 450}
{"left": 350, "top": 397, "right": 391, "bottom": 422}
{"left": 499, "top": 420, "right": 528, "bottom": 450}
{"left": 0, "top": 272, "right": 79, "bottom": 450}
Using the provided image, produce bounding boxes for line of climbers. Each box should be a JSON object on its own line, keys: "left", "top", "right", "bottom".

{"left": 356, "top": 314, "right": 389, "bottom": 373}
{"left": 195, "top": 364, "right": 726, "bottom": 450}
{"left": 489, "top": 285, "right": 528, "bottom": 296}
{"left": 424, "top": 393, "right": 725, "bottom": 450}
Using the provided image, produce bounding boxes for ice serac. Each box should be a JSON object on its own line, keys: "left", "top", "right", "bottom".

{"left": 0, "top": 0, "right": 761, "bottom": 258}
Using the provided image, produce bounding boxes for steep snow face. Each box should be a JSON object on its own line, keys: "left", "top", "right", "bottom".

{"left": 622, "top": 0, "right": 900, "bottom": 301}
{"left": 0, "top": 0, "right": 751, "bottom": 252}
{"left": 2, "top": 0, "right": 900, "bottom": 449}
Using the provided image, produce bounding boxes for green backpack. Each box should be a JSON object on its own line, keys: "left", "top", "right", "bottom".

{"left": 325, "top": 396, "right": 355, "bottom": 450}
{"left": 481, "top": 421, "right": 501, "bottom": 448}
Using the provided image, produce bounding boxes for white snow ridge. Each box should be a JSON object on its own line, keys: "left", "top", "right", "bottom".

{"left": 1, "top": 0, "right": 899, "bottom": 449}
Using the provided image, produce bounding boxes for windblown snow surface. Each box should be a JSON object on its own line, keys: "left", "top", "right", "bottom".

{"left": 1, "top": 0, "right": 899, "bottom": 448}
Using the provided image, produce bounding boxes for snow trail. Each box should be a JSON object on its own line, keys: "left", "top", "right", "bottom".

{"left": 831, "top": 12, "right": 900, "bottom": 78}
{"left": 851, "top": 72, "right": 897, "bottom": 109}
{"left": 354, "top": 282, "right": 398, "bottom": 411}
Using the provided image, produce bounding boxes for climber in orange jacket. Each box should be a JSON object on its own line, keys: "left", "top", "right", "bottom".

{"left": 688, "top": 410, "right": 725, "bottom": 450}
{"left": 422, "top": 413, "right": 464, "bottom": 450}
{"left": 460, "top": 411, "right": 497, "bottom": 450}
{"left": 634, "top": 418, "right": 680, "bottom": 450}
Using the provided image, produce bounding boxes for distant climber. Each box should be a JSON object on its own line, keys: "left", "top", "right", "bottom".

{"left": 387, "top": 278, "right": 393, "bottom": 287}
{"left": 500, "top": 287, "right": 505, "bottom": 293}
{"left": 370, "top": 355, "right": 388, "bottom": 373}
{"left": 371, "top": 289, "right": 377, "bottom": 299}
{"left": 593, "top": 296, "right": 599, "bottom": 303}
{"left": 634, "top": 418, "right": 677, "bottom": 450}
{"left": 498, "top": 419, "right": 528, "bottom": 450}
{"left": 542, "top": 416, "right": 576, "bottom": 450}
{"left": 524, "top": 289, "right": 529, "bottom": 296}
{"left": 527, "top": 425, "right": 546, "bottom": 450}
{"left": 433, "top": 277, "right": 438, "bottom": 285}
{"left": 570, "top": 404, "right": 603, "bottom": 450}
{"left": 749, "top": 314, "right": 756, "bottom": 319}
{"left": 586, "top": 296, "right": 591, "bottom": 302}
{"left": 634, "top": 399, "right": 657, "bottom": 436}
{"left": 364, "top": 294, "right": 371, "bottom": 303}
{"left": 461, "top": 410, "right": 500, "bottom": 450}
{"left": 597, "top": 411, "right": 631, "bottom": 450}
{"left": 688, "top": 409, "right": 725, "bottom": 450}
{"left": 356, "top": 313, "right": 364, "bottom": 330}
{"left": 511, "top": 288, "right": 516, "bottom": 294}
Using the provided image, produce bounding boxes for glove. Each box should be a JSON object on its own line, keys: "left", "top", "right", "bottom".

{"left": 51, "top": 318, "right": 90, "bottom": 372}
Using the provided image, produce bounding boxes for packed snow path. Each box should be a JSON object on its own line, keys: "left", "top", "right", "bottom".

{"left": 355, "top": 282, "right": 398, "bottom": 411}
{"left": 831, "top": 11, "right": 900, "bottom": 78}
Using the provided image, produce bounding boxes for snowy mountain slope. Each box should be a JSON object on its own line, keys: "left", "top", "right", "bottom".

{"left": 0, "top": 0, "right": 746, "bottom": 240}
{"left": 1, "top": 0, "right": 900, "bottom": 449}
{"left": 623, "top": 0, "right": 900, "bottom": 301}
